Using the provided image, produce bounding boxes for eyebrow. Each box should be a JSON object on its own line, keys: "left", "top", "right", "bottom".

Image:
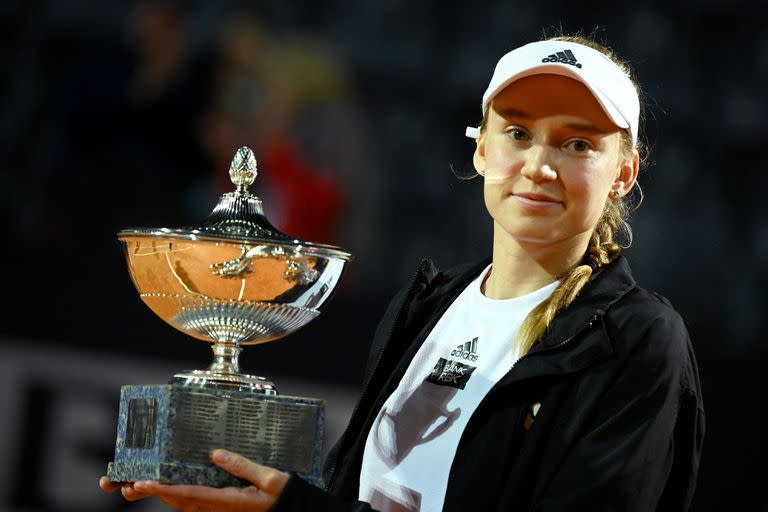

{"left": 495, "top": 107, "right": 607, "bottom": 134}
{"left": 564, "top": 122, "right": 606, "bottom": 134}
{"left": 496, "top": 107, "right": 531, "bottom": 119}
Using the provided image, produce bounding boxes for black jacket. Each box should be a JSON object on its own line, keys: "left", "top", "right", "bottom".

{"left": 272, "top": 255, "right": 705, "bottom": 511}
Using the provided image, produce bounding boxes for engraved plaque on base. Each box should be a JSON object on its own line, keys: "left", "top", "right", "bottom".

{"left": 106, "top": 147, "right": 351, "bottom": 488}
{"left": 107, "top": 385, "right": 325, "bottom": 487}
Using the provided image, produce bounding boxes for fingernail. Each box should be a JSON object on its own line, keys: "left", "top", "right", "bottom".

{"left": 210, "top": 449, "right": 230, "bottom": 463}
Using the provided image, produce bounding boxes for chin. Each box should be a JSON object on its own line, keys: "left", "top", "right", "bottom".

{"left": 513, "top": 234, "right": 561, "bottom": 245}
{"left": 498, "top": 223, "right": 561, "bottom": 245}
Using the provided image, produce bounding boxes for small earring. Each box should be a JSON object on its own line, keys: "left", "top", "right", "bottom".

{"left": 612, "top": 190, "right": 621, "bottom": 197}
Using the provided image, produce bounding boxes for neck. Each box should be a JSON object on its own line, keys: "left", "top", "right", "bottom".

{"left": 482, "top": 221, "right": 591, "bottom": 300}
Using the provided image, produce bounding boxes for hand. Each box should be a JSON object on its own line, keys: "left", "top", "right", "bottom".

{"left": 98, "top": 449, "right": 291, "bottom": 511}
{"left": 99, "top": 476, "right": 149, "bottom": 502}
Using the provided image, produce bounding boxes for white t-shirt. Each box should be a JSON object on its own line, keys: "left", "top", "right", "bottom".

{"left": 358, "top": 264, "right": 559, "bottom": 512}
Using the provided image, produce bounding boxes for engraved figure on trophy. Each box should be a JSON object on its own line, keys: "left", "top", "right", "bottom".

{"left": 106, "top": 146, "right": 352, "bottom": 487}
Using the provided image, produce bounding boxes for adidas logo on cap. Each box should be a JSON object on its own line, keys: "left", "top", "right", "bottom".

{"left": 541, "top": 49, "right": 582, "bottom": 68}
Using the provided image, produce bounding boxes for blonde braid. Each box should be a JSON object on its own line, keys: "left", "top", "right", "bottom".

{"left": 514, "top": 197, "right": 631, "bottom": 357}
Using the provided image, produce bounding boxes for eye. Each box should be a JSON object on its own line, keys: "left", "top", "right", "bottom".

{"left": 507, "top": 128, "right": 530, "bottom": 141}
{"left": 566, "top": 139, "right": 593, "bottom": 152}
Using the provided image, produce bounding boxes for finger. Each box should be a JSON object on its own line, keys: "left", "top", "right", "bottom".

{"left": 121, "top": 484, "right": 149, "bottom": 502}
{"left": 138, "top": 481, "right": 273, "bottom": 511}
{"left": 210, "top": 449, "right": 289, "bottom": 494}
{"left": 99, "top": 476, "right": 120, "bottom": 493}
{"left": 133, "top": 481, "right": 233, "bottom": 501}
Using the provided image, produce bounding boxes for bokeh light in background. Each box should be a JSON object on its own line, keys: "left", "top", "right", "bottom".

{"left": 1, "top": 0, "right": 766, "bottom": 510}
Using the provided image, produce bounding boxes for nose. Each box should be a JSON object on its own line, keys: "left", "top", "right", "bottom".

{"left": 520, "top": 145, "right": 558, "bottom": 182}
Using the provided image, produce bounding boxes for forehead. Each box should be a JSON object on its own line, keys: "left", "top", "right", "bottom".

{"left": 490, "top": 74, "right": 618, "bottom": 132}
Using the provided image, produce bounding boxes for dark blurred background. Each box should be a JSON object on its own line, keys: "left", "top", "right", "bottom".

{"left": 1, "top": 0, "right": 765, "bottom": 510}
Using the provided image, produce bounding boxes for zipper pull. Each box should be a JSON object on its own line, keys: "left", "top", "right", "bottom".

{"left": 584, "top": 311, "right": 604, "bottom": 330}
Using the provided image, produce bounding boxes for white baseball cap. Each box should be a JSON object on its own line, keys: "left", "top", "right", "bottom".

{"left": 465, "top": 40, "right": 640, "bottom": 146}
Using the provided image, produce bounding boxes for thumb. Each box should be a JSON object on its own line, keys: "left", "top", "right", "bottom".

{"left": 210, "top": 449, "right": 289, "bottom": 494}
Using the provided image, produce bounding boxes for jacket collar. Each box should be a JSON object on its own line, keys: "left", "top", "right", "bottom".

{"left": 534, "top": 255, "right": 636, "bottom": 350}
{"left": 410, "top": 255, "right": 637, "bottom": 378}
{"left": 421, "top": 255, "right": 635, "bottom": 323}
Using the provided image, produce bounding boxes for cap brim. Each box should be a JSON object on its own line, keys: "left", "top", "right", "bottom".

{"left": 483, "top": 64, "right": 629, "bottom": 131}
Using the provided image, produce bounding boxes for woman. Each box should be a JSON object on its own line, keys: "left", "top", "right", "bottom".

{"left": 100, "top": 34, "right": 705, "bottom": 511}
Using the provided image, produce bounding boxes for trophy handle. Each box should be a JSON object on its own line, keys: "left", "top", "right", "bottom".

{"left": 209, "top": 244, "right": 320, "bottom": 285}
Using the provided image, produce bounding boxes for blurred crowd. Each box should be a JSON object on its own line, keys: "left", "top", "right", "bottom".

{"left": 0, "top": 0, "right": 766, "bottom": 510}
{"left": 2, "top": 0, "right": 382, "bottom": 278}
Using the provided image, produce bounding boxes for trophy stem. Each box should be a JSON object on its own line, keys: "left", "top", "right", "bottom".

{"left": 171, "top": 341, "right": 277, "bottom": 394}
{"left": 208, "top": 342, "right": 242, "bottom": 374}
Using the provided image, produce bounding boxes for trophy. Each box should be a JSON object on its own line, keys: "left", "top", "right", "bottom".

{"left": 106, "top": 147, "right": 351, "bottom": 487}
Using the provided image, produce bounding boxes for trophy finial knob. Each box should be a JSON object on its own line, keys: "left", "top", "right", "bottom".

{"left": 229, "top": 146, "right": 258, "bottom": 193}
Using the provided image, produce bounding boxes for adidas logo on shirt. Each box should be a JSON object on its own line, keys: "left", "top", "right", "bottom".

{"left": 541, "top": 49, "right": 582, "bottom": 68}
{"left": 450, "top": 337, "right": 479, "bottom": 362}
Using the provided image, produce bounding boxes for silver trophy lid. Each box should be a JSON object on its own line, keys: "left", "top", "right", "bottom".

{"left": 118, "top": 147, "right": 351, "bottom": 260}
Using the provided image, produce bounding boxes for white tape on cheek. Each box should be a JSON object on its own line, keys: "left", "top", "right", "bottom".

{"left": 482, "top": 166, "right": 518, "bottom": 183}
{"left": 465, "top": 126, "right": 480, "bottom": 139}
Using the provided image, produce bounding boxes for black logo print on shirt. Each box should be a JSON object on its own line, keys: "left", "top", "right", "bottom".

{"left": 426, "top": 358, "right": 476, "bottom": 390}
{"left": 450, "top": 337, "right": 479, "bottom": 362}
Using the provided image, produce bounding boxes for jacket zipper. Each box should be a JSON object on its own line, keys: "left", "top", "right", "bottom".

{"left": 325, "top": 260, "right": 430, "bottom": 491}
{"left": 513, "top": 311, "right": 603, "bottom": 369}
{"left": 457, "top": 312, "right": 604, "bottom": 445}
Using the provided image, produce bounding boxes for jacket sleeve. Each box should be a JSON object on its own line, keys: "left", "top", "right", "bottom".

{"left": 269, "top": 476, "right": 376, "bottom": 512}
{"left": 535, "top": 312, "right": 705, "bottom": 512}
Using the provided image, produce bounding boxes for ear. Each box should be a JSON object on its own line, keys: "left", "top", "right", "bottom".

{"left": 612, "top": 149, "right": 639, "bottom": 198}
{"left": 473, "top": 132, "right": 486, "bottom": 174}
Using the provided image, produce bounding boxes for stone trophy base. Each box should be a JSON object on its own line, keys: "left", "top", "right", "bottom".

{"left": 107, "top": 384, "right": 324, "bottom": 488}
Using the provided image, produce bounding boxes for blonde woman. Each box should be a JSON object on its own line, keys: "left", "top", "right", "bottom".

{"left": 101, "top": 34, "right": 704, "bottom": 511}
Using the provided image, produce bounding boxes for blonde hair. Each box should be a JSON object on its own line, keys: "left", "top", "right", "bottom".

{"left": 479, "top": 34, "right": 645, "bottom": 356}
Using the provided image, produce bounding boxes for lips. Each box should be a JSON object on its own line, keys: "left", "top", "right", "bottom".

{"left": 513, "top": 192, "right": 562, "bottom": 205}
